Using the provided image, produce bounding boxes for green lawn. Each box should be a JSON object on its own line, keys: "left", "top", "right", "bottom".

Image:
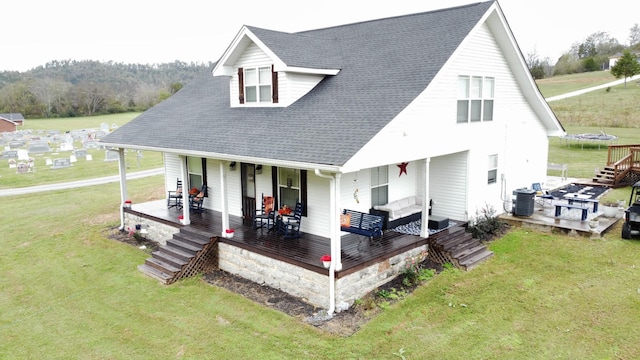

{"left": 2, "top": 74, "right": 640, "bottom": 358}
{"left": 1, "top": 178, "right": 639, "bottom": 359}
{"left": 1, "top": 113, "right": 163, "bottom": 189}
{"left": 536, "top": 71, "right": 624, "bottom": 98}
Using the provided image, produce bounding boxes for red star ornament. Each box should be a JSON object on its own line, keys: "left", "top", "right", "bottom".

{"left": 397, "top": 162, "right": 409, "bottom": 177}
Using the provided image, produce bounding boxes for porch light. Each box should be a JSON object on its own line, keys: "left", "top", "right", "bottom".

{"left": 256, "top": 165, "right": 262, "bottom": 174}
{"left": 229, "top": 161, "right": 237, "bottom": 171}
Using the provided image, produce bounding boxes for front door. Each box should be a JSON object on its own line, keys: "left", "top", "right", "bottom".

{"left": 241, "top": 163, "right": 256, "bottom": 226}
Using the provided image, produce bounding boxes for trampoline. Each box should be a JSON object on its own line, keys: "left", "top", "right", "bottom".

{"left": 559, "top": 132, "right": 618, "bottom": 149}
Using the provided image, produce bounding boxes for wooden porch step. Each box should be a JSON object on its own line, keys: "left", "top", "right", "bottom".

{"left": 137, "top": 264, "right": 173, "bottom": 284}
{"left": 459, "top": 250, "right": 494, "bottom": 271}
{"left": 139, "top": 226, "right": 217, "bottom": 285}
{"left": 145, "top": 257, "right": 181, "bottom": 274}
{"left": 152, "top": 250, "right": 188, "bottom": 269}
{"left": 166, "top": 238, "right": 202, "bottom": 255}
{"left": 428, "top": 226, "right": 493, "bottom": 271}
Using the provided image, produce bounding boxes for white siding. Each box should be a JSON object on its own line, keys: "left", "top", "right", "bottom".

{"left": 344, "top": 22, "right": 549, "bottom": 216}
{"left": 164, "top": 153, "right": 182, "bottom": 194}
{"left": 429, "top": 152, "right": 469, "bottom": 221}
{"left": 230, "top": 42, "right": 325, "bottom": 107}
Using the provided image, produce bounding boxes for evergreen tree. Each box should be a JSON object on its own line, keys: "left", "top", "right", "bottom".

{"left": 610, "top": 51, "right": 640, "bottom": 88}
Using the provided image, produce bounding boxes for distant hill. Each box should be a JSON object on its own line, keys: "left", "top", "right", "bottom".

{"left": 0, "top": 60, "right": 213, "bottom": 118}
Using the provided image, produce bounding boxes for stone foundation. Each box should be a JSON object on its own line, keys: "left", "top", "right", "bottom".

{"left": 219, "top": 242, "right": 428, "bottom": 309}
{"left": 124, "top": 212, "right": 179, "bottom": 246}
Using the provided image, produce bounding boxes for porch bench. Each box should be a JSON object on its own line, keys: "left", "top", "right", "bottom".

{"left": 554, "top": 203, "right": 589, "bottom": 221}
{"left": 341, "top": 209, "right": 384, "bottom": 240}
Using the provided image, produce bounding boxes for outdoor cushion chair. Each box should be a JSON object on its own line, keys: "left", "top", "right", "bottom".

{"left": 278, "top": 202, "right": 303, "bottom": 239}
{"left": 253, "top": 193, "right": 275, "bottom": 232}
{"left": 167, "top": 178, "right": 183, "bottom": 208}
{"left": 189, "top": 184, "right": 207, "bottom": 212}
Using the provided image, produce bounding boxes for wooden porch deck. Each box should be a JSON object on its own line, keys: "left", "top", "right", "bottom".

{"left": 126, "top": 200, "right": 463, "bottom": 278}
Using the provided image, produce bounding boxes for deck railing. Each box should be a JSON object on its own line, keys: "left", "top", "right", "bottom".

{"left": 606, "top": 144, "right": 640, "bottom": 165}
{"left": 605, "top": 145, "right": 640, "bottom": 185}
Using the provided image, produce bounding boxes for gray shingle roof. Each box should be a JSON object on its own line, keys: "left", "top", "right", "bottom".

{"left": 101, "top": 1, "right": 494, "bottom": 167}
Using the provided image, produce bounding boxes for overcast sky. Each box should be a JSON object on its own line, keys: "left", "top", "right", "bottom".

{"left": 2, "top": 0, "right": 638, "bottom": 72}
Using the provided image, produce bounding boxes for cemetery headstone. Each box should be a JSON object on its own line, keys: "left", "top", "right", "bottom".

{"left": 52, "top": 158, "right": 72, "bottom": 169}
{"left": 28, "top": 141, "right": 51, "bottom": 154}
{"left": 74, "top": 149, "right": 87, "bottom": 159}
{"left": 1, "top": 150, "right": 18, "bottom": 159}
{"left": 104, "top": 150, "right": 119, "bottom": 162}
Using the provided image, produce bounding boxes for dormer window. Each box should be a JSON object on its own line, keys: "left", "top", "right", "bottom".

{"left": 238, "top": 65, "right": 278, "bottom": 104}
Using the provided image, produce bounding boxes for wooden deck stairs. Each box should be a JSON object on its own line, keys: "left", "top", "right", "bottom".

{"left": 592, "top": 145, "right": 640, "bottom": 188}
{"left": 428, "top": 226, "right": 493, "bottom": 271}
{"left": 138, "top": 226, "right": 218, "bottom": 284}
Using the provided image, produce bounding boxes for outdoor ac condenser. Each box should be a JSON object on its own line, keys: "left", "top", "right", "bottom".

{"left": 512, "top": 188, "right": 535, "bottom": 217}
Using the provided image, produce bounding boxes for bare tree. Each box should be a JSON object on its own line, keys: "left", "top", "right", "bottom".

{"left": 629, "top": 24, "right": 640, "bottom": 47}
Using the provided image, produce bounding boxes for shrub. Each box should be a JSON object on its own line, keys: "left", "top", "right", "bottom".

{"left": 467, "top": 203, "right": 508, "bottom": 241}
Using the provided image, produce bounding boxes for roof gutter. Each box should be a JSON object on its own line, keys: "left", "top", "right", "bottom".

{"left": 315, "top": 169, "right": 336, "bottom": 316}
{"left": 99, "top": 142, "right": 342, "bottom": 173}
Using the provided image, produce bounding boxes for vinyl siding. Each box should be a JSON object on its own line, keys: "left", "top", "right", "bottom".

{"left": 230, "top": 42, "right": 325, "bottom": 107}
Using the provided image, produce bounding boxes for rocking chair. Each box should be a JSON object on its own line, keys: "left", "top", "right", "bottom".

{"left": 167, "top": 178, "right": 183, "bottom": 209}
{"left": 253, "top": 194, "right": 275, "bottom": 232}
{"left": 189, "top": 184, "right": 207, "bottom": 212}
{"left": 278, "top": 202, "right": 303, "bottom": 239}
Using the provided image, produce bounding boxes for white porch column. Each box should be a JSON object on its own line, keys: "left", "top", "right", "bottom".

{"left": 420, "top": 157, "right": 431, "bottom": 238}
{"left": 333, "top": 173, "right": 343, "bottom": 271}
{"left": 180, "top": 156, "right": 190, "bottom": 225}
{"left": 219, "top": 161, "right": 230, "bottom": 237}
{"left": 117, "top": 148, "right": 128, "bottom": 230}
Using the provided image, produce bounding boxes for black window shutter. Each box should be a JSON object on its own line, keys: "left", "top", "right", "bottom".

{"left": 238, "top": 67, "right": 244, "bottom": 104}
{"left": 272, "top": 65, "right": 278, "bottom": 104}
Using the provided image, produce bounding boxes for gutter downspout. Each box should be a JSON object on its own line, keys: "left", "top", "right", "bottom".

{"left": 117, "top": 148, "right": 128, "bottom": 231}
{"left": 315, "top": 169, "right": 337, "bottom": 315}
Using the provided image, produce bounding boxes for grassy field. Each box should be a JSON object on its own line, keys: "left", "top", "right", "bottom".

{"left": 1, "top": 178, "right": 638, "bottom": 359}
{"left": 536, "top": 71, "right": 626, "bottom": 98}
{"left": 0, "top": 113, "right": 164, "bottom": 189}
{"left": 2, "top": 73, "right": 640, "bottom": 358}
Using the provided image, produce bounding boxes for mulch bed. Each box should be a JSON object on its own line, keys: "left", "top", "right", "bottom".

{"left": 108, "top": 226, "right": 443, "bottom": 336}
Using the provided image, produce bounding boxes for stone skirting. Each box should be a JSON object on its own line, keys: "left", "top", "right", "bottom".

{"left": 219, "top": 242, "right": 428, "bottom": 309}
{"left": 124, "top": 212, "right": 180, "bottom": 246}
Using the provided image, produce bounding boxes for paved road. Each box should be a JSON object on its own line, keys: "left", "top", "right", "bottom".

{"left": 0, "top": 167, "right": 163, "bottom": 197}
{"left": 546, "top": 74, "right": 640, "bottom": 102}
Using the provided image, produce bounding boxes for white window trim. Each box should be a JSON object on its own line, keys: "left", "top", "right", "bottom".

{"left": 244, "top": 66, "right": 272, "bottom": 104}
{"left": 457, "top": 75, "right": 494, "bottom": 123}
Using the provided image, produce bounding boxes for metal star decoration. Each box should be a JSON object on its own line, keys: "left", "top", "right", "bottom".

{"left": 397, "top": 162, "right": 408, "bottom": 177}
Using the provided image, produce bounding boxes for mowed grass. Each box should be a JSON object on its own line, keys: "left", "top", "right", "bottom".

{"left": 1, "top": 177, "right": 639, "bottom": 359}
{"left": 2, "top": 73, "right": 640, "bottom": 358}
{"left": 0, "top": 113, "right": 163, "bottom": 189}
{"left": 536, "top": 71, "right": 625, "bottom": 98}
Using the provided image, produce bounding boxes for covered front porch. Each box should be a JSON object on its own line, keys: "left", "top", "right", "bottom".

{"left": 125, "top": 200, "right": 464, "bottom": 278}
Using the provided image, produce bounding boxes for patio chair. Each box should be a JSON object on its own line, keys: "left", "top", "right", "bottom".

{"left": 532, "top": 182, "right": 553, "bottom": 206}
{"left": 253, "top": 194, "right": 275, "bottom": 232}
{"left": 167, "top": 178, "right": 183, "bottom": 208}
{"left": 190, "top": 184, "right": 207, "bottom": 212}
{"left": 278, "top": 202, "right": 303, "bottom": 239}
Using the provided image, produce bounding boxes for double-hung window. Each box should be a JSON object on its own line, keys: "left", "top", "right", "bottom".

{"left": 487, "top": 154, "right": 498, "bottom": 184}
{"left": 457, "top": 76, "right": 494, "bottom": 123}
{"left": 371, "top": 166, "right": 389, "bottom": 207}
{"left": 244, "top": 67, "right": 272, "bottom": 103}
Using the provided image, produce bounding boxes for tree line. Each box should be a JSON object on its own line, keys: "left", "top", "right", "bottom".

{"left": 0, "top": 60, "right": 212, "bottom": 118}
{"left": 526, "top": 24, "right": 640, "bottom": 79}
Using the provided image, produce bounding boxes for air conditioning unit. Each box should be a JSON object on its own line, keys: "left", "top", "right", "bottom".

{"left": 512, "top": 188, "right": 535, "bottom": 217}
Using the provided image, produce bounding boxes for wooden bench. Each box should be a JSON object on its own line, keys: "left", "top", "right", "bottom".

{"left": 548, "top": 163, "right": 568, "bottom": 180}
{"left": 341, "top": 209, "right": 384, "bottom": 240}
{"left": 555, "top": 203, "right": 588, "bottom": 221}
